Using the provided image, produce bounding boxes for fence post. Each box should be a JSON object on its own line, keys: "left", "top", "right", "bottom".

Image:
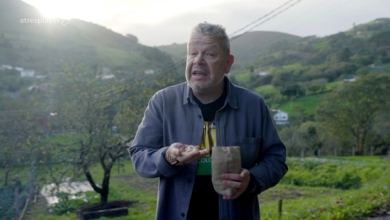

{"left": 352, "top": 147, "right": 355, "bottom": 156}
{"left": 13, "top": 175, "right": 22, "bottom": 220}
{"left": 278, "top": 199, "right": 283, "bottom": 220}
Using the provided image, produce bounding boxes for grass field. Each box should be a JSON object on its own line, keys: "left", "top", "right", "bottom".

{"left": 326, "top": 81, "right": 343, "bottom": 90}
{"left": 15, "top": 156, "right": 389, "bottom": 220}
{"left": 314, "top": 41, "right": 329, "bottom": 50}
{"left": 279, "top": 94, "right": 326, "bottom": 115}
{"left": 233, "top": 72, "right": 250, "bottom": 82}
{"left": 254, "top": 84, "right": 279, "bottom": 95}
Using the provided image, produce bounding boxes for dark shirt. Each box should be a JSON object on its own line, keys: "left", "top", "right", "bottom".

{"left": 187, "top": 85, "right": 227, "bottom": 220}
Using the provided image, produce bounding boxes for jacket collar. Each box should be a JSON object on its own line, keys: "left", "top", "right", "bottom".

{"left": 183, "top": 76, "right": 238, "bottom": 109}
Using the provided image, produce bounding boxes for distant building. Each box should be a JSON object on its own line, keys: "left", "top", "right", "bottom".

{"left": 255, "top": 71, "right": 269, "bottom": 76}
{"left": 144, "top": 69, "right": 155, "bottom": 74}
{"left": 343, "top": 77, "right": 356, "bottom": 82}
{"left": 272, "top": 110, "right": 289, "bottom": 125}
{"left": 21, "top": 69, "right": 35, "bottom": 77}
{"left": 1, "top": 64, "right": 13, "bottom": 70}
{"left": 14, "top": 67, "right": 23, "bottom": 72}
{"left": 101, "top": 74, "right": 115, "bottom": 79}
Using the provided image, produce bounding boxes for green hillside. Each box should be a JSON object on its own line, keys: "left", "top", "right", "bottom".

{"left": 254, "top": 84, "right": 279, "bottom": 95}
{"left": 0, "top": 0, "right": 175, "bottom": 75}
{"left": 345, "top": 18, "right": 390, "bottom": 39}
{"left": 231, "top": 18, "right": 390, "bottom": 118}
{"left": 157, "top": 31, "right": 301, "bottom": 65}
{"left": 230, "top": 31, "right": 301, "bottom": 65}
{"left": 279, "top": 94, "right": 326, "bottom": 115}
{"left": 157, "top": 43, "right": 187, "bottom": 61}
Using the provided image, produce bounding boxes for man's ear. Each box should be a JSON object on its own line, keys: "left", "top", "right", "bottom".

{"left": 225, "top": 55, "right": 234, "bottom": 73}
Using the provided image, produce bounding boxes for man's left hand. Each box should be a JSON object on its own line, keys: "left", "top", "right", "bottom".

{"left": 221, "top": 169, "right": 251, "bottom": 200}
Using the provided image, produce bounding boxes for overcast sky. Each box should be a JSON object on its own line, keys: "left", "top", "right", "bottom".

{"left": 22, "top": 0, "right": 390, "bottom": 46}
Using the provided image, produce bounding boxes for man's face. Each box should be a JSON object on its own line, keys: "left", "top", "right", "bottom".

{"left": 185, "top": 32, "right": 234, "bottom": 96}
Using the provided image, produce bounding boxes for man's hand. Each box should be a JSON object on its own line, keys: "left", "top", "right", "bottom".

{"left": 166, "top": 143, "right": 209, "bottom": 165}
{"left": 221, "top": 169, "right": 251, "bottom": 200}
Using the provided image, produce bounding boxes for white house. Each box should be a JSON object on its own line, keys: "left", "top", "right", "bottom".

{"left": 1, "top": 64, "right": 13, "bottom": 70}
{"left": 273, "top": 110, "right": 289, "bottom": 125}
{"left": 20, "top": 69, "right": 35, "bottom": 77}
{"left": 144, "top": 69, "right": 155, "bottom": 74}
{"left": 255, "top": 71, "right": 269, "bottom": 76}
{"left": 14, "top": 67, "right": 24, "bottom": 72}
{"left": 101, "top": 74, "right": 115, "bottom": 79}
{"left": 343, "top": 77, "right": 356, "bottom": 82}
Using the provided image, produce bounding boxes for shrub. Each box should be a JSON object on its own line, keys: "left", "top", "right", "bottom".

{"left": 281, "top": 159, "right": 365, "bottom": 189}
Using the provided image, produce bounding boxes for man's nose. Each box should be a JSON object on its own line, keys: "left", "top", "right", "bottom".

{"left": 193, "top": 54, "right": 204, "bottom": 65}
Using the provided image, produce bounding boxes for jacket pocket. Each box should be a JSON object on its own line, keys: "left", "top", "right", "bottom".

{"left": 234, "top": 136, "right": 262, "bottom": 168}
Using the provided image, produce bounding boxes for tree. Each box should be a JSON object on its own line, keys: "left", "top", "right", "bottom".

{"left": 297, "top": 122, "right": 324, "bottom": 157}
{"left": 47, "top": 66, "right": 153, "bottom": 203}
{"left": 317, "top": 74, "right": 390, "bottom": 155}
{"left": 281, "top": 84, "right": 304, "bottom": 98}
{"left": 125, "top": 34, "right": 138, "bottom": 44}
{"left": 331, "top": 48, "right": 352, "bottom": 63}
{"left": 351, "top": 49, "right": 375, "bottom": 66}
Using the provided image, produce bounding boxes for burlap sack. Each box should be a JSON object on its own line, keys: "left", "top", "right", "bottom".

{"left": 211, "top": 146, "right": 241, "bottom": 197}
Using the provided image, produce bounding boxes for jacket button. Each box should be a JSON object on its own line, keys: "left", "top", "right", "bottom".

{"left": 197, "top": 114, "right": 202, "bottom": 119}
{"left": 181, "top": 213, "right": 185, "bottom": 217}
{"left": 187, "top": 178, "right": 192, "bottom": 183}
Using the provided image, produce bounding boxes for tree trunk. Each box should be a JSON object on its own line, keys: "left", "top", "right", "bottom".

{"left": 100, "top": 170, "right": 111, "bottom": 203}
{"left": 356, "top": 133, "right": 364, "bottom": 155}
{"left": 3, "top": 169, "right": 11, "bottom": 186}
{"left": 14, "top": 176, "right": 21, "bottom": 219}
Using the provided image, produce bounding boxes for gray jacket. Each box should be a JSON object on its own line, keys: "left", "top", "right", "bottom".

{"left": 129, "top": 77, "right": 287, "bottom": 220}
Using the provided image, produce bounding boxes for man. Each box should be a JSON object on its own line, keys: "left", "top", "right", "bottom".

{"left": 129, "top": 22, "right": 287, "bottom": 220}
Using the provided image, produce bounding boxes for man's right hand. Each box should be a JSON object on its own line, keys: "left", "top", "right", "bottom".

{"left": 166, "top": 143, "right": 209, "bottom": 165}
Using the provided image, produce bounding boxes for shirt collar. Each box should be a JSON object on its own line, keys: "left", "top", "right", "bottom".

{"left": 183, "top": 76, "right": 238, "bottom": 109}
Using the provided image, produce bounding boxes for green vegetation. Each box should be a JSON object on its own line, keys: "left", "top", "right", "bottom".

{"left": 260, "top": 157, "right": 390, "bottom": 220}
{"left": 22, "top": 157, "right": 390, "bottom": 220}
{"left": 282, "top": 63, "right": 302, "bottom": 70}
{"left": 0, "top": 1, "right": 175, "bottom": 75}
{"left": 254, "top": 84, "right": 278, "bottom": 95}
{"left": 279, "top": 94, "right": 326, "bottom": 115}
{"left": 1, "top": 2, "right": 390, "bottom": 219}
{"left": 325, "top": 81, "right": 342, "bottom": 90}
{"left": 233, "top": 72, "right": 250, "bottom": 82}
{"left": 314, "top": 41, "right": 329, "bottom": 49}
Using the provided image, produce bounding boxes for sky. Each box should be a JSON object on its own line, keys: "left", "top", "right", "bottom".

{"left": 22, "top": 0, "right": 390, "bottom": 46}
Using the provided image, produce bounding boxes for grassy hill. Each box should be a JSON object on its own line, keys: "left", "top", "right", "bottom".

{"left": 230, "top": 18, "right": 390, "bottom": 118}
{"left": 157, "top": 31, "right": 301, "bottom": 65}
{"left": 0, "top": 0, "right": 175, "bottom": 75}
{"left": 279, "top": 94, "right": 326, "bottom": 115}
{"left": 252, "top": 81, "right": 343, "bottom": 115}
{"left": 345, "top": 18, "right": 390, "bottom": 39}
{"left": 157, "top": 43, "right": 187, "bottom": 61}
{"left": 230, "top": 31, "right": 301, "bottom": 65}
